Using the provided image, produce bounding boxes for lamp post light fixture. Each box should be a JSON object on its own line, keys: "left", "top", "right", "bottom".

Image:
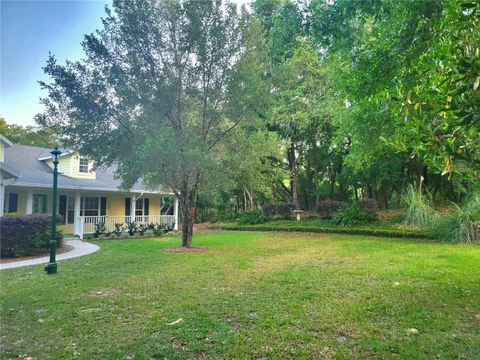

{"left": 45, "top": 147, "right": 62, "bottom": 274}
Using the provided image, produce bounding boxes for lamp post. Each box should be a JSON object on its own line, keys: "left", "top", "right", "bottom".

{"left": 45, "top": 147, "right": 61, "bottom": 274}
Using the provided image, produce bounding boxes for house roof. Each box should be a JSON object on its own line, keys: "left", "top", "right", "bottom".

{"left": 4, "top": 144, "right": 170, "bottom": 194}
{"left": 0, "top": 134, "right": 13, "bottom": 147}
{"left": 0, "top": 161, "right": 20, "bottom": 179}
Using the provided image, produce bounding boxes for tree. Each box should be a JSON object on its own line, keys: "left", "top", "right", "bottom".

{"left": 38, "top": 0, "right": 263, "bottom": 247}
{"left": 0, "top": 117, "right": 59, "bottom": 147}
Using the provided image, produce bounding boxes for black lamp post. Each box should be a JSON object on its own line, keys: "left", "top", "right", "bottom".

{"left": 45, "top": 147, "right": 61, "bottom": 274}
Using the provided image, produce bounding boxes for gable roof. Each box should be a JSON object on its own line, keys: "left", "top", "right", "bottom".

{"left": 0, "top": 134, "right": 13, "bottom": 147}
{"left": 4, "top": 144, "right": 169, "bottom": 194}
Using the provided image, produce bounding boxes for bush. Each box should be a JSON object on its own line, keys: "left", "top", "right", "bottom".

{"left": 127, "top": 222, "right": 137, "bottom": 236}
{"left": 316, "top": 200, "right": 346, "bottom": 218}
{"left": 331, "top": 204, "right": 377, "bottom": 226}
{"left": 113, "top": 223, "right": 124, "bottom": 237}
{"left": 402, "top": 184, "right": 437, "bottom": 227}
{"left": 0, "top": 214, "right": 63, "bottom": 257}
{"left": 262, "top": 203, "right": 295, "bottom": 219}
{"left": 433, "top": 194, "right": 480, "bottom": 243}
{"left": 357, "top": 198, "right": 378, "bottom": 213}
{"left": 239, "top": 211, "right": 267, "bottom": 225}
{"left": 94, "top": 222, "right": 106, "bottom": 238}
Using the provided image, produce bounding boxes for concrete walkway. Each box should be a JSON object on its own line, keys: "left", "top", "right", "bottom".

{"left": 0, "top": 240, "right": 100, "bottom": 270}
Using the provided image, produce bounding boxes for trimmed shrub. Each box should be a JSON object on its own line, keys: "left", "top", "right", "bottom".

{"left": 262, "top": 203, "right": 295, "bottom": 219}
{"left": 357, "top": 198, "right": 378, "bottom": 213}
{"left": 113, "top": 223, "right": 124, "bottom": 237}
{"left": 331, "top": 203, "right": 378, "bottom": 226}
{"left": 127, "top": 222, "right": 138, "bottom": 236}
{"left": 239, "top": 211, "right": 267, "bottom": 225}
{"left": 94, "top": 222, "right": 106, "bottom": 238}
{"left": 316, "top": 200, "right": 346, "bottom": 218}
{"left": 0, "top": 214, "right": 63, "bottom": 257}
{"left": 276, "top": 203, "right": 295, "bottom": 219}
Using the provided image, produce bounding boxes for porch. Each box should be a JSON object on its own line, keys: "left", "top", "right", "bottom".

{"left": 75, "top": 214, "right": 176, "bottom": 239}
{"left": 3, "top": 186, "right": 178, "bottom": 239}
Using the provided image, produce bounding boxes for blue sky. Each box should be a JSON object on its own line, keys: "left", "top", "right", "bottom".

{"left": 1, "top": 0, "right": 110, "bottom": 126}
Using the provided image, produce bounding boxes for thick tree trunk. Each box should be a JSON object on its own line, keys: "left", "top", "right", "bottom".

{"left": 288, "top": 141, "right": 300, "bottom": 210}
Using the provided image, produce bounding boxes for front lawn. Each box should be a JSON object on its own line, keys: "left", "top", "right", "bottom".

{"left": 1, "top": 232, "right": 479, "bottom": 359}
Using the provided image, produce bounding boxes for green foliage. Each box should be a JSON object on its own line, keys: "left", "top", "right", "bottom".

{"left": 238, "top": 211, "right": 267, "bottom": 225}
{"left": 402, "top": 185, "right": 438, "bottom": 227}
{"left": 262, "top": 202, "right": 294, "bottom": 219}
{"left": 127, "top": 222, "right": 137, "bottom": 236}
{"left": 331, "top": 204, "right": 378, "bottom": 226}
{"left": 113, "top": 223, "right": 124, "bottom": 237}
{"left": 93, "top": 222, "right": 106, "bottom": 238}
{"left": 0, "top": 117, "right": 59, "bottom": 147}
{"left": 433, "top": 194, "right": 480, "bottom": 243}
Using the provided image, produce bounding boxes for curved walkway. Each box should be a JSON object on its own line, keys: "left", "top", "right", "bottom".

{"left": 0, "top": 240, "right": 100, "bottom": 270}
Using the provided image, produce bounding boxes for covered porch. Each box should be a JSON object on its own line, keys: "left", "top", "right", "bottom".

{"left": 3, "top": 186, "right": 178, "bottom": 239}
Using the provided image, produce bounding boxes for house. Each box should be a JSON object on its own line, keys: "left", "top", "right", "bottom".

{"left": 1, "top": 135, "right": 178, "bottom": 238}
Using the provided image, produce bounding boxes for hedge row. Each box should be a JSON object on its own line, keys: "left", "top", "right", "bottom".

{"left": 0, "top": 214, "right": 63, "bottom": 258}
{"left": 213, "top": 223, "right": 432, "bottom": 240}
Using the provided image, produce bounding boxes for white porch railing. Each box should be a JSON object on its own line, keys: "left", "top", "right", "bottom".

{"left": 75, "top": 215, "right": 176, "bottom": 239}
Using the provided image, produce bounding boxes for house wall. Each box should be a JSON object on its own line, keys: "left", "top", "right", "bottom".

{"left": 0, "top": 141, "right": 4, "bottom": 162}
{"left": 3, "top": 186, "right": 166, "bottom": 234}
{"left": 70, "top": 154, "right": 96, "bottom": 179}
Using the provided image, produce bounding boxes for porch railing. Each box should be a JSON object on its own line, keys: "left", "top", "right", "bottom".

{"left": 75, "top": 215, "right": 176, "bottom": 239}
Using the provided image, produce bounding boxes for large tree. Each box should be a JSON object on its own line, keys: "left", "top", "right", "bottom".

{"left": 38, "top": 0, "right": 263, "bottom": 247}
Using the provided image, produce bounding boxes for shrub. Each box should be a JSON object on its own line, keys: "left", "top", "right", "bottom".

{"left": 262, "top": 203, "right": 277, "bottom": 219}
{"left": 331, "top": 203, "right": 377, "bottom": 226}
{"left": 276, "top": 203, "right": 295, "bottom": 219}
{"left": 94, "top": 222, "right": 106, "bottom": 238}
{"left": 262, "top": 203, "right": 295, "bottom": 219}
{"left": 433, "top": 194, "right": 480, "bottom": 243}
{"left": 0, "top": 215, "right": 63, "bottom": 257}
{"left": 113, "top": 223, "right": 124, "bottom": 237}
{"left": 316, "top": 200, "right": 346, "bottom": 218}
{"left": 357, "top": 198, "right": 378, "bottom": 213}
{"left": 402, "top": 184, "right": 437, "bottom": 227}
{"left": 238, "top": 211, "right": 267, "bottom": 225}
{"left": 137, "top": 223, "right": 150, "bottom": 235}
{"left": 127, "top": 222, "right": 137, "bottom": 236}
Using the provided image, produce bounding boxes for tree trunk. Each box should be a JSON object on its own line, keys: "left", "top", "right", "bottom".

{"left": 180, "top": 175, "right": 200, "bottom": 248}
{"left": 288, "top": 140, "right": 300, "bottom": 210}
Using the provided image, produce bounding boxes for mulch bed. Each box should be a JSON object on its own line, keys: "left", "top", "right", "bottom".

{"left": 0, "top": 245, "right": 75, "bottom": 264}
{"left": 163, "top": 247, "right": 208, "bottom": 253}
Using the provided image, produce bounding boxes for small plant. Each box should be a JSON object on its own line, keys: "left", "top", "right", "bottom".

{"left": 433, "top": 193, "right": 480, "bottom": 243}
{"left": 239, "top": 211, "right": 266, "bottom": 225}
{"left": 137, "top": 223, "right": 150, "bottom": 235}
{"left": 113, "top": 223, "right": 124, "bottom": 237}
{"left": 331, "top": 203, "right": 377, "bottom": 226}
{"left": 316, "top": 200, "right": 346, "bottom": 218}
{"left": 402, "top": 184, "right": 437, "bottom": 227}
{"left": 127, "top": 222, "right": 137, "bottom": 236}
{"left": 262, "top": 203, "right": 295, "bottom": 219}
{"left": 94, "top": 222, "right": 106, "bottom": 238}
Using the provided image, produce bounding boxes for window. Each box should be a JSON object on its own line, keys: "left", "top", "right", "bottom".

{"left": 33, "top": 194, "right": 47, "bottom": 214}
{"left": 59, "top": 195, "right": 75, "bottom": 224}
{"left": 79, "top": 157, "right": 89, "bottom": 173}
{"left": 80, "top": 197, "right": 99, "bottom": 216}
{"left": 135, "top": 198, "right": 149, "bottom": 217}
{"left": 7, "top": 193, "right": 18, "bottom": 213}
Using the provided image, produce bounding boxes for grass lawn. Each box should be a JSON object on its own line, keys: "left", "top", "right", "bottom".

{"left": 1, "top": 231, "right": 479, "bottom": 359}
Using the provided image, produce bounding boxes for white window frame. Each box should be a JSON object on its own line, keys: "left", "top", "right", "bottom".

{"left": 32, "top": 193, "right": 48, "bottom": 214}
{"left": 79, "top": 157, "right": 89, "bottom": 173}
{"left": 135, "top": 198, "right": 146, "bottom": 216}
{"left": 80, "top": 196, "right": 100, "bottom": 217}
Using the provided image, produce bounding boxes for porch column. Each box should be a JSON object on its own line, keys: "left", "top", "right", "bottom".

{"left": 26, "top": 189, "right": 33, "bottom": 214}
{"left": 174, "top": 196, "right": 179, "bottom": 230}
{"left": 131, "top": 194, "right": 136, "bottom": 222}
{"left": 74, "top": 192, "right": 81, "bottom": 235}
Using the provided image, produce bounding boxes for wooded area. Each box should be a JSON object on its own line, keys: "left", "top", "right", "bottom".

{"left": 3, "top": 0, "right": 479, "bottom": 245}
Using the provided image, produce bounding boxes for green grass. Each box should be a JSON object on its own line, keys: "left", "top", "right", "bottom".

{"left": 1, "top": 232, "right": 479, "bottom": 359}
{"left": 214, "top": 219, "right": 431, "bottom": 239}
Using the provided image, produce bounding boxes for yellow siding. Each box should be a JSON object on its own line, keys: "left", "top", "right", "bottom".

{"left": 70, "top": 154, "right": 96, "bottom": 179}
{"left": 149, "top": 196, "right": 161, "bottom": 215}
{"left": 0, "top": 141, "right": 3, "bottom": 162}
{"left": 108, "top": 194, "right": 126, "bottom": 216}
{"left": 45, "top": 156, "right": 71, "bottom": 176}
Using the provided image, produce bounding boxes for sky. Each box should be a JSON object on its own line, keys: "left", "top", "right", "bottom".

{"left": 0, "top": 0, "right": 249, "bottom": 128}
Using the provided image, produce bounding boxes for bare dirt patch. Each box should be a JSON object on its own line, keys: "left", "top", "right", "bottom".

{"left": 0, "top": 245, "right": 75, "bottom": 264}
{"left": 163, "top": 247, "right": 209, "bottom": 253}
